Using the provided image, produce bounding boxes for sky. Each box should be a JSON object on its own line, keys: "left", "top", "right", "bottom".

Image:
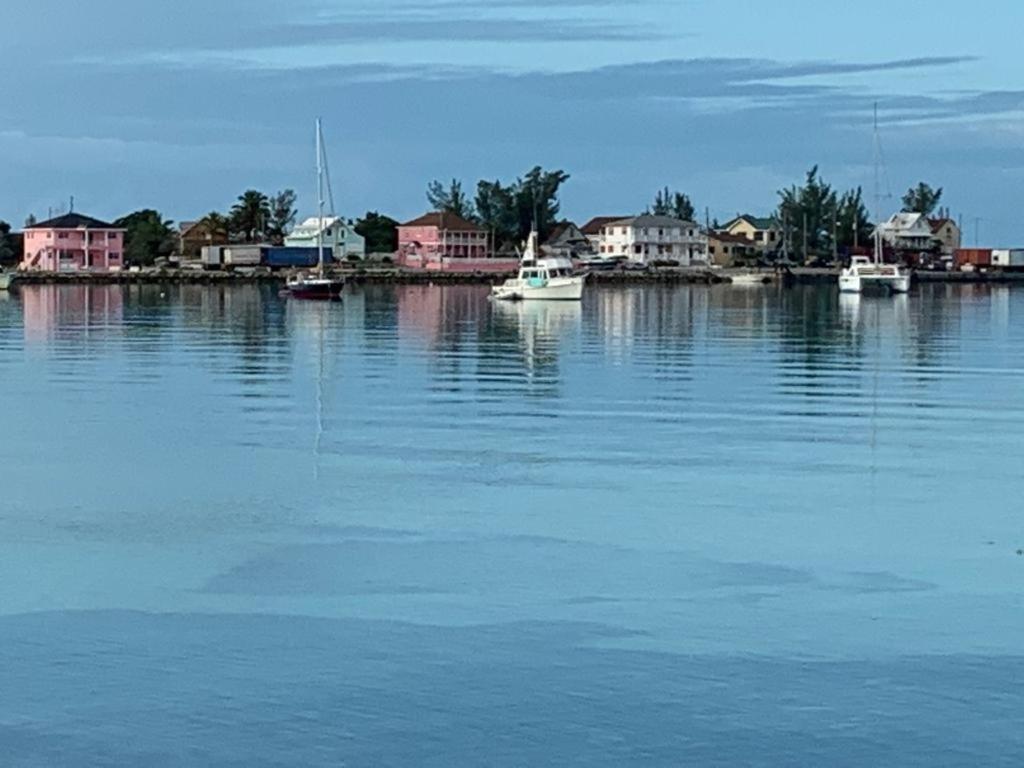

{"left": 3, "top": 0, "right": 1024, "bottom": 243}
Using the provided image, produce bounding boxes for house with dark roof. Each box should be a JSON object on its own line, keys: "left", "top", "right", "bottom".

{"left": 20, "top": 213, "right": 127, "bottom": 272}
{"left": 722, "top": 214, "right": 781, "bottom": 253}
{"left": 708, "top": 230, "right": 759, "bottom": 267}
{"left": 542, "top": 222, "right": 591, "bottom": 258}
{"left": 929, "top": 217, "right": 961, "bottom": 256}
{"left": 397, "top": 212, "right": 501, "bottom": 270}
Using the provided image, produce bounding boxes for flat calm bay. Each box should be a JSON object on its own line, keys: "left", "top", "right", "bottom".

{"left": 1, "top": 282, "right": 1022, "bottom": 765}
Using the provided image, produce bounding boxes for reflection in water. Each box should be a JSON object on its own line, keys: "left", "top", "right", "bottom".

{"left": 3, "top": 282, "right": 1024, "bottom": 766}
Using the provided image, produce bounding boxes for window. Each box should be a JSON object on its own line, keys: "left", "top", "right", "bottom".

{"left": 109, "top": 253, "right": 120, "bottom": 260}
{"left": 58, "top": 233, "right": 67, "bottom": 239}
{"left": 755, "top": 232, "right": 765, "bottom": 242}
{"left": 770, "top": 232, "right": 777, "bottom": 242}
{"left": 108, "top": 232, "right": 118, "bottom": 240}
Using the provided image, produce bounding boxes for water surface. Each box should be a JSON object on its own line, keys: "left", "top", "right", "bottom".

{"left": 1, "top": 282, "right": 1022, "bottom": 765}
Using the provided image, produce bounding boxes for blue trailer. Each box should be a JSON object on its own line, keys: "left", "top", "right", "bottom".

{"left": 262, "top": 246, "right": 329, "bottom": 269}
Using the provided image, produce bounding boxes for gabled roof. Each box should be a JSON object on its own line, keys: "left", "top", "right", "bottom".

{"left": 400, "top": 212, "right": 482, "bottom": 231}
{"left": 580, "top": 216, "right": 631, "bottom": 235}
{"left": 544, "top": 221, "right": 587, "bottom": 244}
{"left": 724, "top": 214, "right": 778, "bottom": 231}
{"left": 27, "top": 212, "right": 121, "bottom": 230}
{"left": 881, "top": 212, "right": 931, "bottom": 233}
{"left": 929, "top": 217, "right": 957, "bottom": 234}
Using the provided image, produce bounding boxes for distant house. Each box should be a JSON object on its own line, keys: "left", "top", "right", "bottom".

{"left": 542, "top": 222, "right": 591, "bottom": 258}
{"left": 597, "top": 215, "right": 707, "bottom": 266}
{"left": 722, "top": 215, "right": 781, "bottom": 253}
{"left": 929, "top": 217, "right": 962, "bottom": 256}
{"left": 178, "top": 220, "right": 228, "bottom": 260}
{"left": 580, "top": 216, "right": 630, "bottom": 254}
{"left": 286, "top": 216, "right": 365, "bottom": 260}
{"left": 397, "top": 212, "right": 494, "bottom": 270}
{"left": 20, "top": 213, "right": 127, "bottom": 272}
{"left": 877, "top": 212, "right": 935, "bottom": 252}
{"left": 707, "top": 231, "right": 759, "bottom": 267}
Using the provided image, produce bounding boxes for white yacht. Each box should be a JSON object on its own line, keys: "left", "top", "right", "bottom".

{"left": 491, "top": 230, "right": 585, "bottom": 302}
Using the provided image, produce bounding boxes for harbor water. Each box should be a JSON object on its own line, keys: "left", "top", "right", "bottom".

{"left": 1, "top": 282, "right": 1022, "bottom": 766}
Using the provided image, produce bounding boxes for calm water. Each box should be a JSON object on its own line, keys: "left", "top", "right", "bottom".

{"left": 1, "top": 282, "right": 1022, "bottom": 766}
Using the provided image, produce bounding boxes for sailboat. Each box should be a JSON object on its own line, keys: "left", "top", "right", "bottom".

{"left": 839, "top": 105, "right": 910, "bottom": 295}
{"left": 287, "top": 118, "right": 345, "bottom": 301}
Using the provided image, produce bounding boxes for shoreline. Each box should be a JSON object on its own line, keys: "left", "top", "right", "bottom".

{"left": 6, "top": 267, "right": 1024, "bottom": 287}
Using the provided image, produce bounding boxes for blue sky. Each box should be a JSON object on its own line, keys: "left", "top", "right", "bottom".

{"left": 4, "top": 0, "right": 1024, "bottom": 242}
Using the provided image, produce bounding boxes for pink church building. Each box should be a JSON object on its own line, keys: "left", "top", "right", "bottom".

{"left": 21, "top": 213, "right": 127, "bottom": 272}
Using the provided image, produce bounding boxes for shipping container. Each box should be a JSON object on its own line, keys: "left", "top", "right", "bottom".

{"left": 991, "top": 249, "right": 1010, "bottom": 267}
{"left": 200, "top": 245, "right": 224, "bottom": 269}
{"left": 955, "top": 248, "right": 992, "bottom": 269}
{"left": 1009, "top": 249, "right": 1024, "bottom": 268}
{"left": 263, "top": 246, "right": 326, "bottom": 269}
{"left": 223, "top": 245, "right": 265, "bottom": 267}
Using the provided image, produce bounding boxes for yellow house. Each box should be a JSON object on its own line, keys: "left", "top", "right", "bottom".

{"left": 707, "top": 231, "right": 759, "bottom": 267}
{"left": 723, "top": 215, "right": 781, "bottom": 252}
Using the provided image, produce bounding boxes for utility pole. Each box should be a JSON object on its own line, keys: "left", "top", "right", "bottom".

{"left": 974, "top": 217, "right": 981, "bottom": 246}
{"left": 802, "top": 212, "right": 808, "bottom": 264}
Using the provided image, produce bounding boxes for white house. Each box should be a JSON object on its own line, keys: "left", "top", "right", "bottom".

{"left": 286, "top": 216, "right": 365, "bottom": 260}
{"left": 876, "top": 213, "right": 934, "bottom": 252}
{"left": 597, "top": 215, "right": 707, "bottom": 266}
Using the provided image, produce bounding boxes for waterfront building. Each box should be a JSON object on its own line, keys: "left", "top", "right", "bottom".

{"left": 876, "top": 212, "right": 936, "bottom": 252}
{"left": 722, "top": 214, "right": 782, "bottom": 253}
{"left": 178, "top": 219, "right": 229, "bottom": 260}
{"left": 542, "top": 222, "right": 591, "bottom": 258}
{"left": 580, "top": 216, "right": 630, "bottom": 253}
{"left": 20, "top": 213, "right": 126, "bottom": 272}
{"left": 285, "top": 216, "right": 365, "bottom": 260}
{"left": 930, "top": 217, "right": 962, "bottom": 257}
{"left": 397, "top": 212, "right": 508, "bottom": 271}
{"left": 597, "top": 215, "right": 707, "bottom": 266}
{"left": 707, "top": 230, "right": 760, "bottom": 267}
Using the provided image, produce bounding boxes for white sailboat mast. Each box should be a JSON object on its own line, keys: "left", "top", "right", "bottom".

{"left": 316, "top": 117, "right": 325, "bottom": 278}
{"left": 872, "top": 103, "right": 883, "bottom": 266}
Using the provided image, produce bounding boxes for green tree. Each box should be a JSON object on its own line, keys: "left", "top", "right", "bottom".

{"left": 902, "top": 182, "right": 943, "bottom": 216}
{"left": 355, "top": 211, "right": 400, "bottom": 253}
{"left": 266, "top": 189, "right": 298, "bottom": 245}
{"left": 24, "top": 214, "right": 37, "bottom": 228}
{"left": 114, "top": 210, "right": 177, "bottom": 266}
{"left": 0, "top": 221, "right": 14, "bottom": 264}
{"left": 777, "top": 166, "right": 839, "bottom": 261}
{"left": 514, "top": 166, "right": 570, "bottom": 242}
{"left": 426, "top": 179, "right": 475, "bottom": 219}
{"left": 475, "top": 180, "right": 519, "bottom": 249}
{"left": 650, "top": 187, "right": 696, "bottom": 221}
{"left": 836, "top": 187, "right": 873, "bottom": 250}
{"left": 230, "top": 190, "right": 271, "bottom": 243}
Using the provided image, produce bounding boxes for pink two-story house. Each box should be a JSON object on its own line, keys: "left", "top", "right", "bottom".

{"left": 20, "top": 213, "right": 127, "bottom": 272}
{"left": 398, "top": 212, "right": 499, "bottom": 271}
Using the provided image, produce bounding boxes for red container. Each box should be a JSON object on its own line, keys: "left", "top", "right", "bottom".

{"left": 955, "top": 248, "right": 992, "bottom": 268}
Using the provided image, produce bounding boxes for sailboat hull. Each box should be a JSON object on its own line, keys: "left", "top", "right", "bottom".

{"left": 287, "top": 278, "right": 344, "bottom": 300}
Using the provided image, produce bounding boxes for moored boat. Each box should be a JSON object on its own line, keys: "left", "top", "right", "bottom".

{"left": 286, "top": 118, "right": 345, "bottom": 302}
{"left": 491, "top": 230, "right": 585, "bottom": 302}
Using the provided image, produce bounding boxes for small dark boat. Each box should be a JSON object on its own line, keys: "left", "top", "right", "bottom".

{"left": 287, "top": 274, "right": 344, "bottom": 301}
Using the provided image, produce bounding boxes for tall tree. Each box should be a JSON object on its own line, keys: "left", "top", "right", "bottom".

{"left": 513, "top": 166, "right": 571, "bottom": 242}
{"left": 777, "top": 166, "right": 839, "bottom": 260}
{"left": 355, "top": 211, "right": 400, "bottom": 254}
{"left": 836, "top": 187, "right": 872, "bottom": 250}
{"left": 114, "top": 210, "right": 177, "bottom": 266}
{"left": 650, "top": 187, "right": 696, "bottom": 221}
{"left": 266, "top": 189, "right": 298, "bottom": 245}
{"left": 426, "top": 179, "right": 475, "bottom": 219}
{"left": 230, "top": 190, "right": 271, "bottom": 243}
{"left": 0, "top": 221, "right": 14, "bottom": 264}
{"left": 24, "top": 214, "right": 37, "bottom": 228}
{"left": 902, "top": 182, "right": 943, "bottom": 216}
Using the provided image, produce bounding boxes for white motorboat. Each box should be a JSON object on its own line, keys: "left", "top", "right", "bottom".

{"left": 729, "top": 271, "right": 772, "bottom": 286}
{"left": 491, "top": 230, "right": 585, "bottom": 302}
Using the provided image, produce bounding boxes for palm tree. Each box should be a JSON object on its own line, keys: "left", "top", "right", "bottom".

{"left": 198, "top": 211, "right": 231, "bottom": 244}
{"left": 230, "top": 190, "right": 271, "bottom": 243}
